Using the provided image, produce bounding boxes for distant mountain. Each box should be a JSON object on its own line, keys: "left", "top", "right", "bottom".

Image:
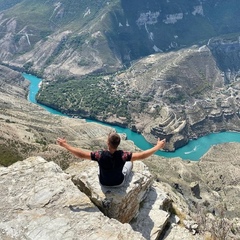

{"left": 0, "top": 0, "right": 240, "bottom": 78}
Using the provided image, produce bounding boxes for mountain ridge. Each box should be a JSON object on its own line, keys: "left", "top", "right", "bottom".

{"left": 1, "top": 0, "right": 240, "bottom": 77}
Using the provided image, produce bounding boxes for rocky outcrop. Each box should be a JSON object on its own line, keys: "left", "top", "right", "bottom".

{"left": 144, "top": 143, "right": 240, "bottom": 239}
{"left": 0, "top": 157, "right": 145, "bottom": 240}
{"left": 0, "top": 156, "right": 207, "bottom": 240}
{"left": 65, "top": 160, "right": 206, "bottom": 240}
{"left": 143, "top": 107, "right": 188, "bottom": 151}
{"left": 131, "top": 182, "right": 171, "bottom": 239}
{"left": 1, "top": 126, "right": 240, "bottom": 239}
{"left": 66, "top": 161, "right": 156, "bottom": 224}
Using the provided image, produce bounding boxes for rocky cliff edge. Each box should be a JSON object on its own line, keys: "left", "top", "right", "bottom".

{"left": 0, "top": 157, "right": 204, "bottom": 240}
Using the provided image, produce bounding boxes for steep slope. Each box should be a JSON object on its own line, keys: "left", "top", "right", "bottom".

{"left": 0, "top": 0, "right": 240, "bottom": 78}
{"left": 0, "top": 0, "right": 122, "bottom": 77}
{"left": 0, "top": 65, "right": 121, "bottom": 167}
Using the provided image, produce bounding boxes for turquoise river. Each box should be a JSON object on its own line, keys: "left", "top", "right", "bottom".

{"left": 23, "top": 73, "right": 240, "bottom": 161}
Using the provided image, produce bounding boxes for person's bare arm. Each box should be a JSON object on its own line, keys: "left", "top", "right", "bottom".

{"left": 57, "top": 138, "right": 91, "bottom": 160}
{"left": 131, "top": 138, "right": 166, "bottom": 161}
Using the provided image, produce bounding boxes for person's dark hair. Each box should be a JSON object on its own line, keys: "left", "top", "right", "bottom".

{"left": 108, "top": 133, "right": 121, "bottom": 149}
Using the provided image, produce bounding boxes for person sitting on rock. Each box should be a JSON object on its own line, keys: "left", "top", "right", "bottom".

{"left": 57, "top": 132, "right": 165, "bottom": 187}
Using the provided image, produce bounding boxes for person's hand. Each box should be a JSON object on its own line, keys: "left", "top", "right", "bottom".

{"left": 156, "top": 138, "right": 166, "bottom": 150}
{"left": 57, "top": 137, "right": 67, "bottom": 147}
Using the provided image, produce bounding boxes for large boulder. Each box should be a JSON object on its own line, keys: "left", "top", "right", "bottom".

{"left": 66, "top": 160, "right": 154, "bottom": 223}
{"left": 130, "top": 182, "right": 171, "bottom": 239}
{"left": 0, "top": 157, "right": 145, "bottom": 240}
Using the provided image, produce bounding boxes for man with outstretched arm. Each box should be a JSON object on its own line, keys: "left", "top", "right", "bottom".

{"left": 57, "top": 132, "right": 166, "bottom": 187}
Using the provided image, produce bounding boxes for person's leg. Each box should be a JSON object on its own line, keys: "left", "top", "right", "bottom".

{"left": 111, "top": 161, "right": 133, "bottom": 187}
{"left": 122, "top": 161, "right": 133, "bottom": 179}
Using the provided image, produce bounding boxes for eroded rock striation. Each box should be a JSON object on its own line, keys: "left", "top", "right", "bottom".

{"left": 111, "top": 46, "right": 240, "bottom": 150}
{"left": 0, "top": 156, "right": 207, "bottom": 240}
{"left": 0, "top": 157, "right": 145, "bottom": 240}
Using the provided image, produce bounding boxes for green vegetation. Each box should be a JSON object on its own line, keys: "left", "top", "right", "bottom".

{"left": 23, "top": 61, "right": 34, "bottom": 71}
{"left": 36, "top": 75, "right": 140, "bottom": 122}
{"left": 0, "top": 144, "right": 23, "bottom": 167}
{"left": 35, "top": 137, "right": 47, "bottom": 146}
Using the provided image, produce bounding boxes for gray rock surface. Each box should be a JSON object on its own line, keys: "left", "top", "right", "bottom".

{"left": 66, "top": 161, "right": 204, "bottom": 240}
{"left": 163, "top": 225, "right": 202, "bottom": 240}
{"left": 198, "top": 142, "right": 240, "bottom": 218}
{"left": 130, "top": 182, "right": 171, "bottom": 240}
{"left": 144, "top": 143, "right": 240, "bottom": 238}
{"left": 0, "top": 157, "right": 145, "bottom": 240}
{"left": 66, "top": 161, "right": 154, "bottom": 223}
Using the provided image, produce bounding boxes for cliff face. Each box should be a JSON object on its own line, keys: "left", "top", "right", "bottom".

{"left": 1, "top": 146, "right": 240, "bottom": 239}
{"left": 1, "top": 0, "right": 240, "bottom": 78}
{"left": 110, "top": 46, "right": 240, "bottom": 150}
{"left": 0, "top": 157, "right": 145, "bottom": 240}
{"left": 209, "top": 38, "right": 240, "bottom": 83}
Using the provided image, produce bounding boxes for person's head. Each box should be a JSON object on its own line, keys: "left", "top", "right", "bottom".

{"left": 107, "top": 132, "right": 121, "bottom": 149}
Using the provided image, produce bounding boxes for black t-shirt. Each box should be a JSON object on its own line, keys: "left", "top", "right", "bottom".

{"left": 91, "top": 150, "right": 132, "bottom": 186}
